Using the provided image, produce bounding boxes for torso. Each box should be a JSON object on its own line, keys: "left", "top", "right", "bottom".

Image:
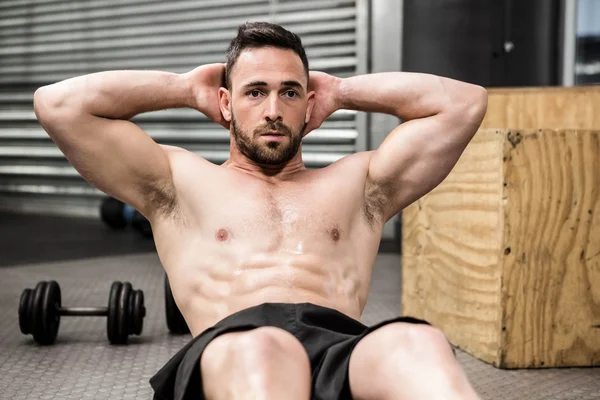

{"left": 151, "top": 148, "right": 385, "bottom": 336}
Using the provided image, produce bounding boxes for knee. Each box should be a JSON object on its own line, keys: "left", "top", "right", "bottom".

{"left": 202, "top": 327, "right": 309, "bottom": 373}
{"left": 377, "top": 323, "right": 455, "bottom": 362}
{"left": 233, "top": 327, "right": 308, "bottom": 365}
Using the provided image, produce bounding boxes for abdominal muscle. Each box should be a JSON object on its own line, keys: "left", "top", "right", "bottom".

{"left": 158, "top": 237, "right": 367, "bottom": 337}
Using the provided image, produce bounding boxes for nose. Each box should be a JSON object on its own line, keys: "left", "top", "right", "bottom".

{"left": 264, "top": 93, "right": 282, "bottom": 122}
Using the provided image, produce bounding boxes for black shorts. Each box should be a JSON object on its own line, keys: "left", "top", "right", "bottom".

{"left": 149, "top": 302, "right": 435, "bottom": 400}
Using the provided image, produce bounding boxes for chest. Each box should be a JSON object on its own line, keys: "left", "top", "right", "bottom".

{"left": 195, "top": 177, "right": 361, "bottom": 243}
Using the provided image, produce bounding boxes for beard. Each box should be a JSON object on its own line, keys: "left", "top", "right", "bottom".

{"left": 231, "top": 114, "right": 306, "bottom": 165}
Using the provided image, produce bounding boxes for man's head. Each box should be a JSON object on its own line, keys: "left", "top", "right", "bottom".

{"left": 219, "top": 22, "right": 315, "bottom": 166}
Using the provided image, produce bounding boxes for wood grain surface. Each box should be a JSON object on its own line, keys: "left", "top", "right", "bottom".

{"left": 481, "top": 87, "right": 600, "bottom": 130}
{"left": 402, "top": 130, "right": 505, "bottom": 364}
{"left": 501, "top": 129, "right": 600, "bottom": 368}
{"left": 402, "top": 128, "right": 600, "bottom": 368}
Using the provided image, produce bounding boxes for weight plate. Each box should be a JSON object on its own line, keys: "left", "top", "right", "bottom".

{"left": 127, "top": 289, "right": 134, "bottom": 335}
{"left": 117, "top": 282, "right": 132, "bottom": 344}
{"left": 132, "top": 290, "right": 145, "bottom": 335}
{"left": 164, "top": 275, "right": 189, "bottom": 334}
{"left": 19, "top": 288, "right": 32, "bottom": 334}
{"left": 26, "top": 286, "right": 36, "bottom": 335}
{"left": 42, "top": 281, "right": 61, "bottom": 345}
{"left": 107, "top": 281, "right": 122, "bottom": 345}
{"left": 31, "top": 282, "right": 48, "bottom": 344}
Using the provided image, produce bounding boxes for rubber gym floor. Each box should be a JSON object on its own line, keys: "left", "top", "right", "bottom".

{"left": 0, "top": 212, "right": 598, "bottom": 400}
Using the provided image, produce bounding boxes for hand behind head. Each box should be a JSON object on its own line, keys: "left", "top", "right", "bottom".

{"left": 185, "top": 64, "right": 230, "bottom": 130}
{"left": 303, "top": 71, "right": 342, "bottom": 136}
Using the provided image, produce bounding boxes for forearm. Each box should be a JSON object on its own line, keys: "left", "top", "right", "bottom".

{"left": 337, "top": 72, "right": 485, "bottom": 120}
{"left": 34, "top": 70, "right": 196, "bottom": 120}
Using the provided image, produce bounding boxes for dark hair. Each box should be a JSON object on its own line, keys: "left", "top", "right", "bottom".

{"left": 225, "top": 22, "right": 309, "bottom": 89}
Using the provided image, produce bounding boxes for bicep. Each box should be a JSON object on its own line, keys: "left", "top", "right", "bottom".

{"left": 367, "top": 110, "right": 482, "bottom": 221}
{"left": 39, "top": 111, "right": 174, "bottom": 216}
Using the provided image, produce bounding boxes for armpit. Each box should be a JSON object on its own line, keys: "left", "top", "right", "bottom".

{"left": 363, "top": 180, "right": 389, "bottom": 228}
{"left": 141, "top": 181, "right": 178, "bottom": 220}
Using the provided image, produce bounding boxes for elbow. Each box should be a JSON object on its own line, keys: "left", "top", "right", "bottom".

{"left": 34, "top": 86, "right": 60, "bottom": 121}
{"left": 33, "top": 85, "right": 80, "bottom": 124}
{"left": 469, "top": 85, "right": 488, "bottom": 125}
{"left": 442, "top": 85, "right": 488, "bottom": 141}
{"left": 456, "top": 84, "right": 488, "bottom": 127}
{"left": 33, "top": 87, "right": 54, "bottom": 126}
{"left": 440, "top": 78, "right": 488, "bottom": 122}
{"left": 33, "top": 87, "right": 67, "bottom": 138}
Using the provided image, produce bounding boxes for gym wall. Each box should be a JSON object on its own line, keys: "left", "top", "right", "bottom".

{"left": 0, "top": 0, "right": 369, "bottom": 218}
{"left": 401, "top": 0, "right": 562, "bottom": 87}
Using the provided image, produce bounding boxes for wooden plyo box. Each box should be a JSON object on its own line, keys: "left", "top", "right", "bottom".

{"left": 401, "top": 128, "right": 600, "bottom": 368}
{"left": 481, "top": 86, "right": 600, "bottom": 130}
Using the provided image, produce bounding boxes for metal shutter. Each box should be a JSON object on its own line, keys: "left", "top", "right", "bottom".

{"left": 0, "top": 0, "right": 367, "bottom": 217}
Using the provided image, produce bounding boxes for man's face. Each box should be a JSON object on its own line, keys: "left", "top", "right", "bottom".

{"left": 222, "top": 47, "right": 314, "bottom": 165}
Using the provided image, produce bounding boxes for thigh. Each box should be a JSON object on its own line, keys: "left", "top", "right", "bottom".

{"left": 348, "top": 320, "right": 454, "bottom": 400}
{"left": 151, "top": 303, "right": 307, "bottom": 400}
{"left": 311, "top": 317, "right": 434, "bottom": 400}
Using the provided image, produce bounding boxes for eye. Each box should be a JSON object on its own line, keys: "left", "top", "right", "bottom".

{"left": 284, "top": 90, "right": 298, "bottom": 98}
{"left": 248, "top": 90, "right": 261, "bottom": 98}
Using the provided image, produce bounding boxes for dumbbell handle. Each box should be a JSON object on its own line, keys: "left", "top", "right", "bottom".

{"left": 59, "top": 306, "right": 108, "bottom": 317}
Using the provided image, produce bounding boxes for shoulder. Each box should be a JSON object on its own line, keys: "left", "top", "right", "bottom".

{"left": 326, "top": 151, "right": 374, "bottom": 174}
{"left": 316, "top": 151, "right": 375, "bottom": 186}
{"left": 160, "top": 144, "right": 197, "bottom": 159}
{"left": 325, "top": 151, "right": 388, "bottom": 228}
{"left": 159, "top": 144, "right": 217, "bottom": 170}
{"left": 320, "top": 150, "right": 375, "bottom": 197}
{"left": 152, "top": 145, "right": 218, "bottom": 221}
{"left": 326, "top": 151, "right": 388, "bottom": 227}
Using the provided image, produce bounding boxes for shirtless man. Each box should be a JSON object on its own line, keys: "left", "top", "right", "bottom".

{"left": 34, "top": 22, "right": 487, "bottom": 400}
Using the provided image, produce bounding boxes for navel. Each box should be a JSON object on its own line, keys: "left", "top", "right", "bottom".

{"left": 215, "top": 228, "right": 230, "bottom": 242}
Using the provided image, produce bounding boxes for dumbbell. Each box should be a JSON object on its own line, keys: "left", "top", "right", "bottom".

{"left": 19, "top": 280, "right": 145, "bottom": 345}
{"left": 100, "top": 197, "right": 152, "bottom": 238}
{"left": 164, "top": 274, "right": 190, "bottom": 334}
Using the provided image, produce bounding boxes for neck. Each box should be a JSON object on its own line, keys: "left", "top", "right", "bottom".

{"left": 223, "top": 148, "right": 307, "bottom": 182}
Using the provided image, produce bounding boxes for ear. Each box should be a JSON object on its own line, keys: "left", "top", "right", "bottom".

{"left": 218, "top": 87, "right": 232, "bottom": 122}
{"left": 305, "top": 90, "right": 316, "bottom": 124}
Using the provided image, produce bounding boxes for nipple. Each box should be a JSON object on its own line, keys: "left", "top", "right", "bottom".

{"left": 331, "top": 228, "right": 340, "bottom": 242}
{"left": 216, "top": 228, "right": 229, "bottom": 242}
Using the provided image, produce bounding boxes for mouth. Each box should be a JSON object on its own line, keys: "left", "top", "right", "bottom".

{"left": 261, "top": 131, "right": 284, "bottom": 136}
